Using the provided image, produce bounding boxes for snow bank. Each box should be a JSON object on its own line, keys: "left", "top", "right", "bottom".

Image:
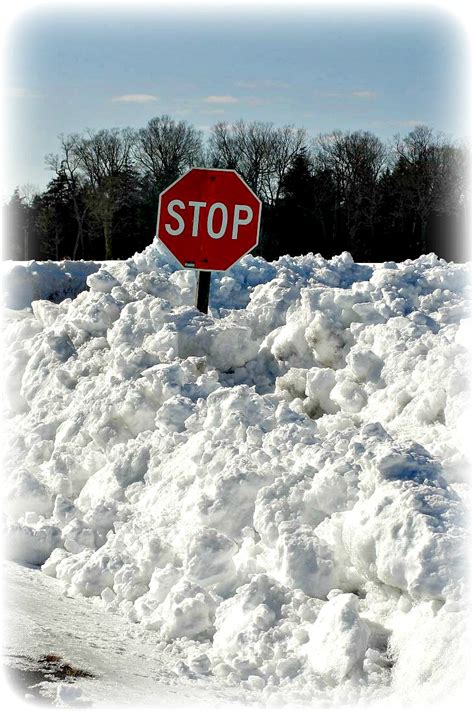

{"left": 3, "top": 239, "right": 470, "bottom": 705}
{"left": 1, "top": 259, "right": 101, "bottom": 310}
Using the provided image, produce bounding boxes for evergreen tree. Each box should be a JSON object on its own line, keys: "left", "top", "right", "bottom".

{"left": 35, "top": 173, "right": 76, "bottom": 260}
{"left": 2, "top": 189, "right": 30, "bottom": 260}
{"left": 270, "top": 149, "right": 318, "bottom": 258}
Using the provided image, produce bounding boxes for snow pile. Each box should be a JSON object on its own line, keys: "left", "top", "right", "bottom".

{"left": 3, "top": 240, "right": 471, "bottom": 706}
{"left": 1, "top": 260, "right": 101, "bottom": 310}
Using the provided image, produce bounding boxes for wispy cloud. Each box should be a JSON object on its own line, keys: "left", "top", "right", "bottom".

{"left": 112, "top": 94, "right": 158, "bottom": 103}
{"left": 235, "top": 80, "right": 290, "bottom": 90}
{"left": 351, "top": 90, "right": 377, "bottom": 99}
{"left": 315, "top": 89, "right": 377, "bottom": 100}
{"left": 203, "top": 95, "right": 240, "bottom": 105}
{"left": 205, "top": 94, "right": 275, "bottom": 108}
{"left": 245, "top": 97, "right": 271, "bottom": 107}
{"left": 265, "top": 80, "right": 291, "bottom": 89}
{"left": 199, "top": 108, "right": 227, "bottom": 116}
{"left": 369, "top": 119, "right": 425, "bottom": 129}
{"left": 8, "top": 87, "right": 43, "bottom": 99}
{"left": 398, "top": 119, "right": 424, "bottom": 127}
{"left": 315, "top": 90, "right": 341, "bottom": 99}
{"left": 235, "top": 81, "right": 257, "bottom": 90}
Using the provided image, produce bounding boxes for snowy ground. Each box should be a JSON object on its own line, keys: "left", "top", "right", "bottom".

{"left": 2, "top": 242, "right": 471, "bottom": 708}
{"left": 2, "top": 560, "right": 254, "bottom": 707}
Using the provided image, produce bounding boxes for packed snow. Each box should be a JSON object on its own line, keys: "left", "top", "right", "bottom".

{"left": 2, "top": 240, "right": 471, "bottom": 707}
{"left": 1, "top": 259, "right": 101, "bottom": 310}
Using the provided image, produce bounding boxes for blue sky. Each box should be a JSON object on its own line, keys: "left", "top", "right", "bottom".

{"left": 2, "top": 1, "right": 471, "bottom": 199}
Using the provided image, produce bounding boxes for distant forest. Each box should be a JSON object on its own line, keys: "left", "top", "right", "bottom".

{"left": 2, "top": 116, "right": 470, "bottom": 263}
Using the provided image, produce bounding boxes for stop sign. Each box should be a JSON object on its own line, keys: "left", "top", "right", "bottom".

{"left": 156, "top": 168, "right": 261, "bottom": 271}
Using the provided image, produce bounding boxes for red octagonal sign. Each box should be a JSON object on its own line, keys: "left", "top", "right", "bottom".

{"left": 156, "top": 168, "right": 262, "bottom": 272}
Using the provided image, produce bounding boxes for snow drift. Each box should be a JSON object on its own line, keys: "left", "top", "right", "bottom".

{"left": 3, "top": 242, "right": 471, "bottom": 706}
{"left": 2, "top": 259, "right": 101, "bottom": 310}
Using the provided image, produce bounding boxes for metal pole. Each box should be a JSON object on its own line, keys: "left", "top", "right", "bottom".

{"left": 196, "top": 270, "right": 211, "bottom": 313}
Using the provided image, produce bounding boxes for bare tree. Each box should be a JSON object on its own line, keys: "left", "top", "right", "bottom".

{"left": 393, "top": 125, "right": 467, "bottom": 250}
{"left": 17, "top": 184, "right": 40, "bottom": 206}
{"left": 135, "top": 115, "right": 204, "bottom": 190}
{"left": 236, "top": 121, "right": 274, "bottom": 198}
{"left": 209, "top": 120, "right": 307, "bottom": 205}
{"left": 314, "top": 130, "right": 387, "bottom": 248}
{"left": 46, "top": 135, "right": 90, "bottom": 259}
{"left": 264, "top": 125, "right": 308, "bottom": 204}
{"left": 207, "top": 121, "right": 240, "bottom": 172}
{"left": 435, "top": 142, "right": 470, "bottom": 214}
{"left": 71, "top": 128, "right": 136, "bottom": 259}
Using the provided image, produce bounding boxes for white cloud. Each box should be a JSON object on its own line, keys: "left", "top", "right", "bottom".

{"left": 315, "top": 90, "right": 341, "bottom": 98}
{"left": 199, "top": 108, "right": 227, "bottom": 115}
{"left": 315, "top": 90, "right": 377, "bottom": 100}
{"left": 112, "top": 94, "right": 158, "bottom": 103}
{"left": 8, "top": 87, "right": 43, "bottom": 99}
{"left": 244, "top": 97, "right": 271, "bottom": 107}
{"left": 262, "top": 80, "right": 291, "bottom": 89}
{"left": 370, "top": 119, "right": 425, "bottom": 128}
{"left": 351, "top": 90, "right": 377, "bottom": 99}
{"left": 235, "top": 80, "right": 290, "bottom": 89}
{"left": 203, "top": 95, "right": 239, "bottom": 104}
{"left": 399, "top": 119, "right": 424, "bottom": 127}
{"left": 235, "top": 81, "right": 258, "bottom": 89}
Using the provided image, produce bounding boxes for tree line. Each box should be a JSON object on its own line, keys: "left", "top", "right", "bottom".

{"left": 2, "top": 116, "right": 470, "bottom": 263}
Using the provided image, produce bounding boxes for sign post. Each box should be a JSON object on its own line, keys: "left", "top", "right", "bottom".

{"left": 156, "top": 168, "right": 262, "bottom": 313}
{"left": 196, "top": 270, "right": 211, "bottom": 314}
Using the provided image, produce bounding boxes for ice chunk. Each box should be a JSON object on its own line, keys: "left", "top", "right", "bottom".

{"left": 305, "top": 593, "right": 369, "bottom": 683}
